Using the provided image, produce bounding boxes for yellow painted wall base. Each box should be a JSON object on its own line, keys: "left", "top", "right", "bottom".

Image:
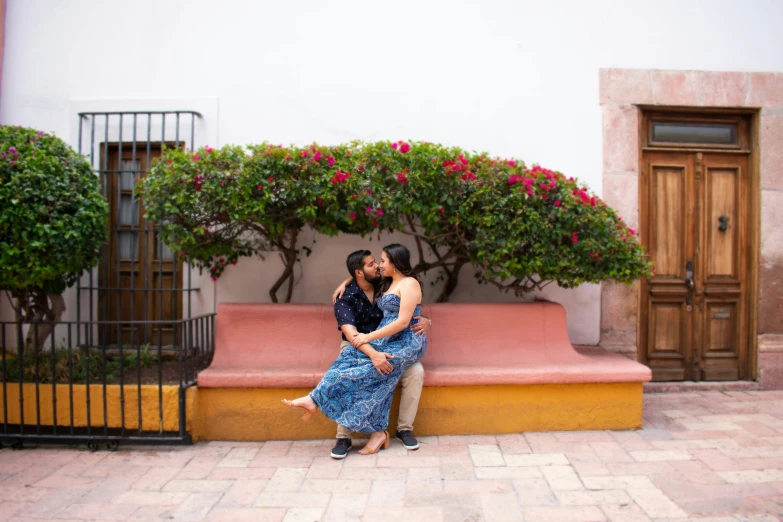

{"left": 0, "top": 383, "right": 642, "bottom": 441}
{"left": 0, "top": 383, "right": 195, "bottom": 433}
{"left": 193, "top": 383, "right": 643, "bottom": 441}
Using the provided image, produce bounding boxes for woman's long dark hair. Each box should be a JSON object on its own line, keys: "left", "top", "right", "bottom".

{"left": 380, "top": 243, "right": 422, "bottom": 294}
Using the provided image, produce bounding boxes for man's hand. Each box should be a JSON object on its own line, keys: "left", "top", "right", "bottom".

{"left": 370, "top": 351, "right": 395, "bottom": 375}
{"left": 332, "top": 282, "right": 349, "bottom": 304}
{"left": 411, "top": 315, "right": 431, "bottom": 337}
{"left": 352, "top": 333, "right": 371, "bottom": 347}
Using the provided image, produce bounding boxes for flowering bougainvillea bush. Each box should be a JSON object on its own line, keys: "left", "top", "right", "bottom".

{"left": 138, "top": 140, "right": 652, "bottom": 302}
{"left": 0, "top": 126, "right": 109, "bottom": 347}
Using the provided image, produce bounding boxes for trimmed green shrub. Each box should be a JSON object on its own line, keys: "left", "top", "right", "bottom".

{"left": 0, "top": 126, "right": 108, "bottom": 342}
{"left": 138, "top": 140, "right": 652, "bottom": 302}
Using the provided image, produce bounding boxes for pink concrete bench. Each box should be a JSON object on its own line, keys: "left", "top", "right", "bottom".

{"left": 197, "top": 302, "right": 652, "bottom": 388}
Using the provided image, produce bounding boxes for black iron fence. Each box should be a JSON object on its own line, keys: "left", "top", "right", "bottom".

{"left": 0, "top": 315, "right": 215, "bottom": 450}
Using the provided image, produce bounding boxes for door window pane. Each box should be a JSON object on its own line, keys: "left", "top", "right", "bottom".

{"left": 118, "top": 231, "right": 139, "bottom": 260}
{"left": 119, "top": 194, "right": 139, "bottom": 226}
{"left": 120, "top": 159, "right": 140, "bottom": 190}
{"left": 651, "top": 122, "right": 736, "bottom": 145}
{"left": 155, "top": 232, "right": 175, "bottom": 261}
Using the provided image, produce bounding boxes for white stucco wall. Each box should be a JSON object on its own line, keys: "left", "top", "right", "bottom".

{"left": 2, "top": 0, "right": 783, "bottom": 344}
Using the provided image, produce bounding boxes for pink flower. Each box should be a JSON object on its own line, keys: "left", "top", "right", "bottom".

{"left": 37, "top": 131, "right": 44, "bottom": 138}
{"left": 628, "top": 228, "right": 636, "bottom": 235}
{"left": 268, "top": 176, "right": 275, "bottom": 182}
{"left": 508, "top": 176, "right": 519, "bottom": 184}
{"left": 550, "top": 180, "right": 557, "bottom": 187}
{"left": 317, "top": 198, "right": 323, "bottom": 204}
{"left": 400, "top": 142, "right": 411, "bottom": 154}
{"left": 397, "top": 172, "right": 409, "bottom": 184}
{"left": 349, "top": 212, "right": 356, "bottom": 220}
{"left": 439, "top": 206, "right": 444, "bottom": 212}
{"left": 508, "top": 160, "right": 516, "bottom": 167}
{"left": 300, "top": 150, "right": 309, "bottom": 158}
{"left": 392, "top": 142, "right": 398, "bottom": 150}
{"left": 571, "top": 234, "right": 579, "bottom": 244}
{"left": 220, "top": 181, "right": 225, "bottom": 187}
{"left": 285, "top": 156, "right": 292, "bottom": 162}
{"left": 205, "top": 145, "right": 213, "bottom": 153}
{"left": 523, "top": 179, "right": 534, "bottom": 186}
{"left": 193, "top": 155, "right": 200, "bottom": 161}
{"left": 458, "top": 154, "right": 468, "bottom": 165}
{"left": 210, "top": 276, "right": 217, "bottom": 281}
{"left": 8, "top": 147, "right": 17, "bottom": 155}
{"left": 365, "top": 188, "right": 371, "bottom": 195}
{"left": 545, "top": 172, "right": 552, "bottom": 179}
{"left": 313, "top": 152, "right": 322, "bottom": 161}
{"left": 554, "top": 200, "right": 561, "bottom": 207}
{"left": 327, "top": 156, "right": 335, "bottom": 167}
{"left": 372, "top": 219, "right": 378, "bottom": 227}
{"left": 230, "top": 259, "right": 237, "bottom": 265}
{"left": 366, "top": 206, "right": 373, "bottom": 214}
{"left": 331, "top": 170, "right": 350, "bottom": 183}
{"left": 376, "top": 208, "right": 384, "bottom": 216}
{"left": 257, "top": 184, "right": 263, "bottom": 190}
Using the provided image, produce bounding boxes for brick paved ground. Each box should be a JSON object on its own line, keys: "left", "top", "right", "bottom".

{"left": 2, "top": 390, "right": 783, "bottom": 521}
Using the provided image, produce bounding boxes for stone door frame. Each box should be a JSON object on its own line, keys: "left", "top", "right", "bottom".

{"left": 599, "top": 69, "right": 783, "bottom": 387}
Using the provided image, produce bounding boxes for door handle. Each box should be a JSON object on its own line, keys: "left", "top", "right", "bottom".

{"left": 685, "top": 260, "right": 694, "bottom": 311}
{"left": 718, "top": 216, "right": 729, "bottom": 232}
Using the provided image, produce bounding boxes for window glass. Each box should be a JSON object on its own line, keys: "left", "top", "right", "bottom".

{"left": 651, "top": 122, "right": 736, "bottom": 145}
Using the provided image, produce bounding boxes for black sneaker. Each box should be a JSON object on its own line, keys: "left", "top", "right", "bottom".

{"left": 395, "top": 430, "right": 419, "bottom": 450}
{"left": 330, "top": 438, "right": 352, "bottom": 459}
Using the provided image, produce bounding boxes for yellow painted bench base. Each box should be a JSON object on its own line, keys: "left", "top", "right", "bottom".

{"left": 193, "top": 383, "right": 643, "bottom": 441}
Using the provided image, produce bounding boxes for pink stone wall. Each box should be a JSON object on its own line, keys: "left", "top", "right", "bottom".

{"left": 600, "top": 69, "right": 783, "bottom": 387}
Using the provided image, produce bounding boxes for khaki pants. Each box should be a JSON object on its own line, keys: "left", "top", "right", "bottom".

{"left": 335, "top": 341, "right": 424, "bottom": 439}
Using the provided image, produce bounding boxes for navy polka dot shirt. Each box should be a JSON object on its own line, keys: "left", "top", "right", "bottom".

{"left": 334, "top": 280, "right": 384, "bottom": 341}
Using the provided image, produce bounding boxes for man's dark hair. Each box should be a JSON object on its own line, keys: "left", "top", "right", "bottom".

{"left": 346, "top": 250, "right": 372, "bottom": 278}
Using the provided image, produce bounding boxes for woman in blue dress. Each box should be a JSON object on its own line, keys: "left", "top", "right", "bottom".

{"left": 283, "top": 244, "right": 427, "bottom": 454}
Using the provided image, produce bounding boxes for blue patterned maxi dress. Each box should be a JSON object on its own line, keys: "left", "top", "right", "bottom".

{"left": 310, "top": 293, "right": 427, "bottom": 433}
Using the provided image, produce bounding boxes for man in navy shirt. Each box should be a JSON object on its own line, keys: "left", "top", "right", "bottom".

{"left": 330, "top": 249, "right": 430, "bottom": 459}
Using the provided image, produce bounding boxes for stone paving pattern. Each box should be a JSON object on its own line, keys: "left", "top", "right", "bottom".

{"left": 2, "top": 391, "right": 783, "bottom": 521}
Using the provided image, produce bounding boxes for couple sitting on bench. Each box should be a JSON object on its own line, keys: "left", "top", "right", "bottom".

{"left": 283, "top": 244, "right": 431, "bottom": 458}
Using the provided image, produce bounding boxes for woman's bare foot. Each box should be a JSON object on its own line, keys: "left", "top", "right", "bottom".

{"left": 358, "top": 430, "right": 389, "bottom": 455}
{"left": 291, "top": 396, "right": 317, "bottom": 411}
{"left": 281, "top": 395, "right": 318, "bottom": 421}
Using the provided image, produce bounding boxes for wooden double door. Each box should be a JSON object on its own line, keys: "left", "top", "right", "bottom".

{"left": 99, "top": 145, "right": 182, "bottom": 346}
{"left": 640, "top": 149, "right": 751, "bottom": 381}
